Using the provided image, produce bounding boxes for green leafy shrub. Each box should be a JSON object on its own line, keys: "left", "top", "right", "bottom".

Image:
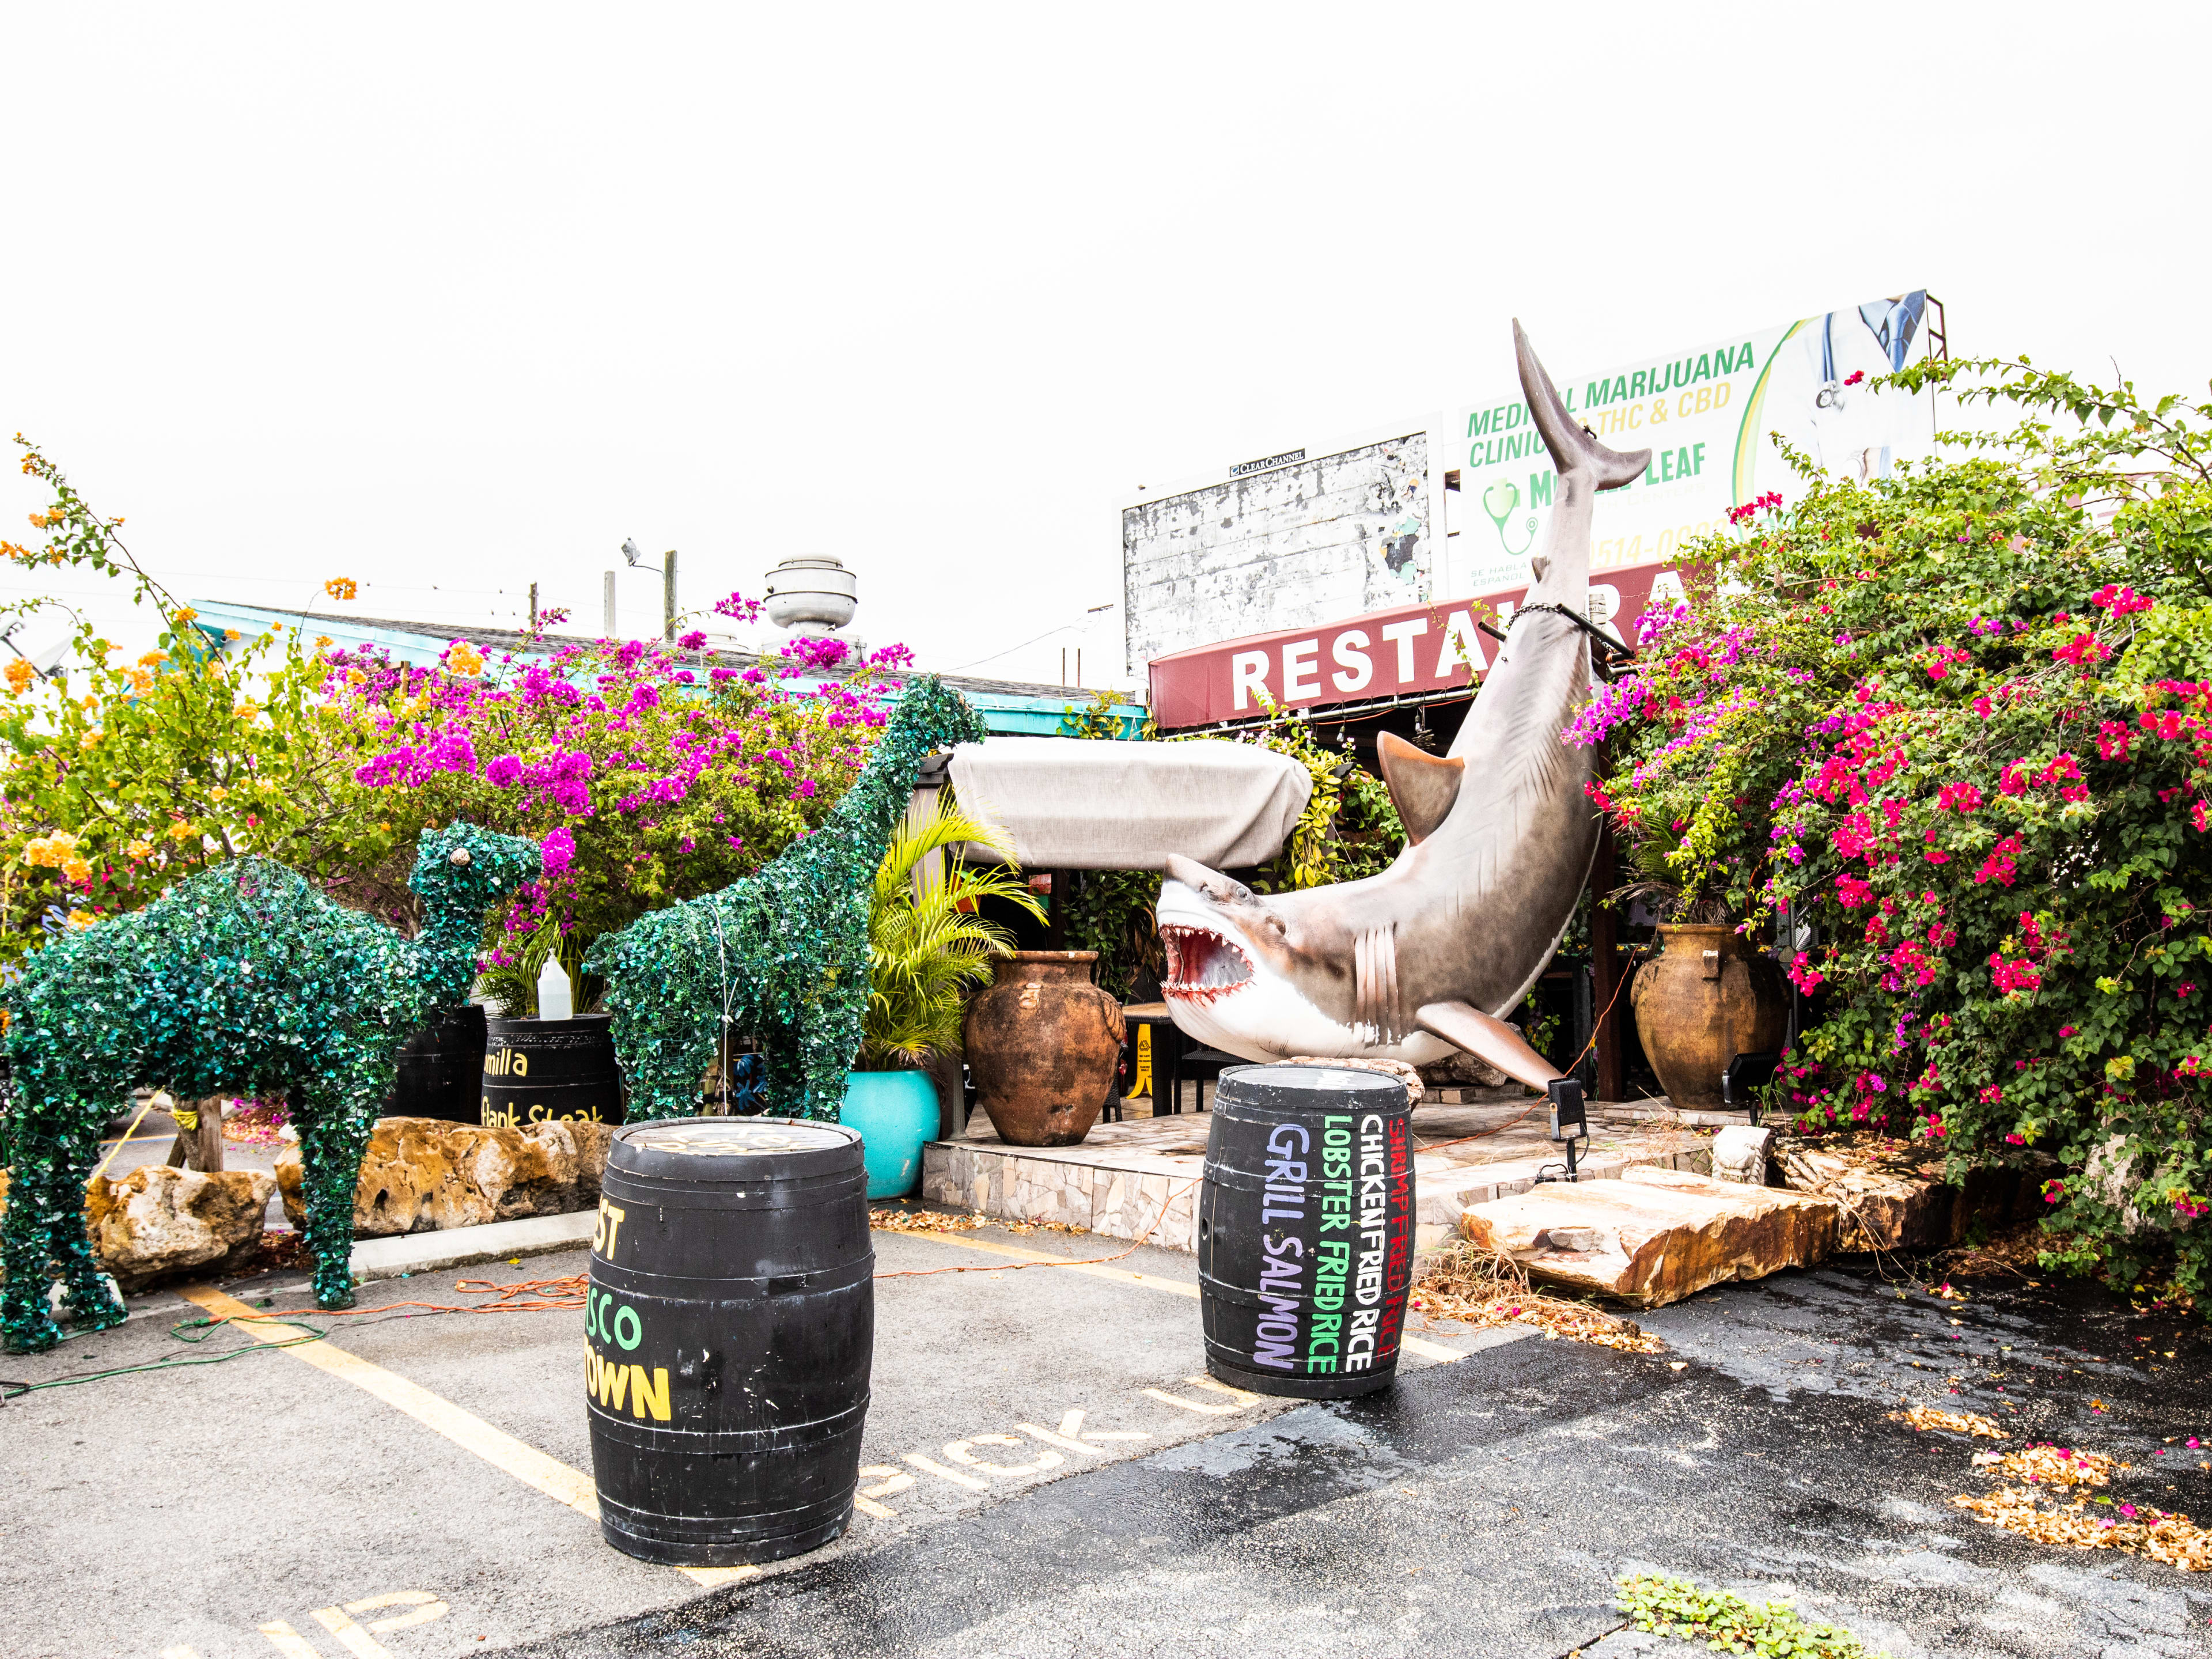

{"left": 1584, "top": 357, "right": 2212, "bottom": 1295}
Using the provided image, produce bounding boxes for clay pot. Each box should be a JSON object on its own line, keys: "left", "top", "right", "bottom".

{"left": 1627, "top": 925, "right": 1788, "bottom": 1109}
{"left": 963, "top": 952, "right": 1126, "bottom": 1146}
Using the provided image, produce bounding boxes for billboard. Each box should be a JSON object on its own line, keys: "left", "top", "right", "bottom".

{"left": 1444, "top": 291, "right": 1937, "bottom": 597}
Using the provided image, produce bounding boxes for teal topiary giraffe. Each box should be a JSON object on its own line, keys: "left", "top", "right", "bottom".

{"left": 1, "top": 823, "right": 539, "bottom": 1352}
{"left": 587, "top": 676, "right": 987, "bottom": 1120}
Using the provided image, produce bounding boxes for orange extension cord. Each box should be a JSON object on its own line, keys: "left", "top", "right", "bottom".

{"left": 192, "top": 1176, "right": 1204, "bottom": 1332}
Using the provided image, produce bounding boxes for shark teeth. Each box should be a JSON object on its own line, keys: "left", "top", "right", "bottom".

{"left": 1160, "top": 924, "right": 1254, "bottom": 1002}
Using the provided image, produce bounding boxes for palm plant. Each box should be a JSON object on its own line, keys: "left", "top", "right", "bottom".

{"left": 860, "top": 797, "right": 1042, "bottom": 1069}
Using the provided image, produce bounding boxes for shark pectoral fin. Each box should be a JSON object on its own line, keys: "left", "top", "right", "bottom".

{"left": 1376, "top": 733, "right": 1465, "bottom": 846}
{"left": 1415, "top": 1001, "right": 1565, "bottom": 1094}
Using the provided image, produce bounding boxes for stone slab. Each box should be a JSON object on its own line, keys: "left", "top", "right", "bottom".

{"left": 1457, "top": 1166, "right": 1840, "bottom": 1308}
{"left": 347, "top": 1209, "right": 599, "bottom": 1286}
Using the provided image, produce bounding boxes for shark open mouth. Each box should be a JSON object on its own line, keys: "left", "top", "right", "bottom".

{"left": 1161, "top": 924, "right": 1254, "bottom": 1002}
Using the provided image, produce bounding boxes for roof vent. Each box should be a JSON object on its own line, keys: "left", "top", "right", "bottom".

{"left": 762, "top": 555, "right": 857, "bottom": 638}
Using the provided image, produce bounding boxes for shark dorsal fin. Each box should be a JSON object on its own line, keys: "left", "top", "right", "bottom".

{"left": 1376, "top": 732, "right": 1465, "bottom": 845}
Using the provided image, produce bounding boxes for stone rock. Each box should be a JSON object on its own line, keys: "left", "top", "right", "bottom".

{"left": 276, "top": 1115, "right": 611, "bottom": 1237}
{"left": 1711, "top": 1124, "right": 1774, "bottom": 1186}
{"left": 1774, "top": 1143, "right": 2046, "bottom": 1252}
{"left": 81, "top": 1165, "right": 277, "bottom": 1291}
{"left": 1416, "top": 1051, "right": 1509, "bottom": 1089}
{"left": 1459, "top": 1166, "right": 1838, "bottom": 1307}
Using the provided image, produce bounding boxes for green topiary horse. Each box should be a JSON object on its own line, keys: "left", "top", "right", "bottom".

{"left": 588, "top": 676, "right": 987, "bottom": 1121}
{"left": 1, "top": 823, "right": 539, "bottom": 1352}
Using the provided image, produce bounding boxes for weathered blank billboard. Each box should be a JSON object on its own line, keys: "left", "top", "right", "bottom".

{"left": 1122, "top": 433, "right": 1430, "bottom": 673}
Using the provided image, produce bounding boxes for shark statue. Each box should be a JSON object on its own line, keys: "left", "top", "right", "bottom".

{"left": 1154, "top": 321, "right": 1649, "bottom": 1092}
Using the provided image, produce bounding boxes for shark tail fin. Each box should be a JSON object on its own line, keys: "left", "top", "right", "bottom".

{"left": 1416, "top": 999, "right": 1565, "bottom": 1094}
{"left": 1513, "top": 319, "right": 1648, "bottom": 492}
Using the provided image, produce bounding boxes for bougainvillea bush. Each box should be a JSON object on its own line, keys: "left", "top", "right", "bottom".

{"left": 1580, "top": 357, "right": 2212, "bottom": 1294}
{"left": 329, "top": 613, "right": 912, "bottom": 1007}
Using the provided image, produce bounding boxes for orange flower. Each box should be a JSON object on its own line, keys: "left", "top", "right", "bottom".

{"left": 60, "top": 854, "right": 92, "bottom": 884}
{"left": 171, "top": 605, "right": 195, "bottom": 622}
{"left": 126, "top": 839, "right": 153, "bottom": 859}
{"left": 324, "top": 577, "right": 359, "bottom": 601}
{"left": 3, "top": 658, "right": 32, "bottom": 694}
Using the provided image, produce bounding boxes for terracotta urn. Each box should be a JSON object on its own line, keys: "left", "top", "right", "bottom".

{"left": 963, "top": 951, "right": 1126, "bottom": 1146}
{"left": 1627, "top": 925, "right": 1788, "bottom": 1110}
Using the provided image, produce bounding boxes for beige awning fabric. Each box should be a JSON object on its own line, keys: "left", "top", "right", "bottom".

{"left": 945, "top": 737, "right": 1310, "bottom": 871}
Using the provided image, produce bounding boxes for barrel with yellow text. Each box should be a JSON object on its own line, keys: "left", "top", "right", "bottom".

{"left": 1197, "top": 1064, "right": 1415, "bottom": 1399}
{"left": 483, "top": 1013, "right": 623, "bottom": 1127}
{"left": 587, "top": 1118, "right": 873, "bottom": 1565}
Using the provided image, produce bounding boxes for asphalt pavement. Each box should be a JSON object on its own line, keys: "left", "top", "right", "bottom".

{"left": 4, "top": 1210, "right": 2210, "bottom": 1658}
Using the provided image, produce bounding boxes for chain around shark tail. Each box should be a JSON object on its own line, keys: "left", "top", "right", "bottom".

{"left": 1513, "top": 318, "right": 1649, "bottom": 605}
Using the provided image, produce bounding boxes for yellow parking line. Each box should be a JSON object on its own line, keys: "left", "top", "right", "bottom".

{"left": 177, "top": 1284, "right": 756, "bottom": 1588}
{"left": 893, "top": 1232, "right": 1467, "bottom": 1363}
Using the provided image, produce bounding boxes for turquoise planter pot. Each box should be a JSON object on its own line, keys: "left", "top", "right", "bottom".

{"left": 841, "top": 1069, "right": 941, "bottom": 1198}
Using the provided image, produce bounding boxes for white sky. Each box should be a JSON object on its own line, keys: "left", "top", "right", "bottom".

{"left": 3, "top": 3, "right": 2207, "bottom": 694}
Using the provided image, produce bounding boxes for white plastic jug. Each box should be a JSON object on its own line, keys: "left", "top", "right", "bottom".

{"left": 536, "top": 955, "right": 573, "bottom": 1021}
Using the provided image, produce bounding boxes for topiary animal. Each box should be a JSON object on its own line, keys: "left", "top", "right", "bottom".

{"left": 1, "top": 823, "right": 539, "bottom": 1352}
{"left": 588, "top": 676, "right": 987, "bottom": 1121}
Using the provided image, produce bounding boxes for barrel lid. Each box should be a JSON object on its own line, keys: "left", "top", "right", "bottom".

{"left": 1214, "top": 1062, "right": 1411, "bottom": 1111}
{"left": 609, "top": 1116, "right": 863, "bottom": 1182}
{"left": 1227, "top": 1063, "right": 1406, "bottom": 1094}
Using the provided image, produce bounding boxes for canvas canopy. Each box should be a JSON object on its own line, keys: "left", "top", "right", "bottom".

{"left": 944, "top": 737, "right": 1310, "bottom": 871}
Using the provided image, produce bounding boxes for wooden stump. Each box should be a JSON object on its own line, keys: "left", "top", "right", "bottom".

{"left": 163, "top": 1096, "right": 226, "bottom": 1173}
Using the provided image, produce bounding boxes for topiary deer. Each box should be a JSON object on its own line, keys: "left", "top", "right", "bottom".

{"left": 1, "top": 823, "right": 539, "bottom": 1352}
{"left": 588, "top": 676, "right": 987, "bottom": 1122}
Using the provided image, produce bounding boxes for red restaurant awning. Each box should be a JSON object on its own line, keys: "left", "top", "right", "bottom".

{"left": 1145, "top": 567, "right": 1672, "bottom": 730}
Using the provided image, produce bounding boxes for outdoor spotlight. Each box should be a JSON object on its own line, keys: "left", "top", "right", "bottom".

{"left": 1535, "top": 1077, "right": 1588, "bottom": 1184}
{"left": 620, "top": 538, "right": 645, "bottom": 568}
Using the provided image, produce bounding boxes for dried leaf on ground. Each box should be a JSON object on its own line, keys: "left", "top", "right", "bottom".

{"left": 1415, "top": 1239, "right": 1665, "bottom": 1354}
{"left": 1953, "top": 1486, "right": 2212, "bottom": 1571}
{"left": 869, "top": 1208, "right": 988, "bottom": 1234}
{"left": 1889, "top": 1405, "right": 2005, "bottom": 1438}
{"left": 1003, "top": 1218, "right": 1089, "bottom": 1236}
{"left": 1971, "top": 1444, "right": 2118, "bottom": 1487}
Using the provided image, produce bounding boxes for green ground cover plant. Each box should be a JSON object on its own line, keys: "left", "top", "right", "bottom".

{"left": 1615, "top": 1573, "right": 1888, "bottom": 1658}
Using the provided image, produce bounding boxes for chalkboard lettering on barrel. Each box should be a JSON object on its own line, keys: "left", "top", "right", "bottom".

{"left": 1198, "top": 1064, "right": 1415, "bottom": 1401}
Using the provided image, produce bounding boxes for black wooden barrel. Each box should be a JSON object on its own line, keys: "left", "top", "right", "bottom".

{"left": 387, "top": 1004, "right": 488, "bottom": 1123}
{"left": 1198, "top": 1063, "right": 1416, "bottom": 1399}
{"left": 482, "top": 1013, "right": 623, "bottom": 1127}
{"left": 587, "top": 1116, "right": 873, "bottom": 1565}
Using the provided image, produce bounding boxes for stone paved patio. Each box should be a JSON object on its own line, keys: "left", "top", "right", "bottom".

{"left": 921, "top": 1095, "right": 1719, "bottom": 1256}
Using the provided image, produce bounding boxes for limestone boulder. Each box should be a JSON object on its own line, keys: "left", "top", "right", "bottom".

{"left": 1417, "top": 1051, "right": 1509, "bottom": 1090}
{"left": 276, "top": 1115, "right": 611, "bottom": 1237}
{"left": 1459, "top": 1166, "right": 1838, "bottom": 1308}
{"left": 82, "top": 1165, "right": 277, "bottom": 1291}
{"left": 1774, "top": 1143, "right": 2046, "bottom": 1252}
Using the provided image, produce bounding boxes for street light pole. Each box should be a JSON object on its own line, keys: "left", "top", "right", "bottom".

{"left": 603, "top": 571, "right": 617, "bottom": 637}
{"left": 662, "top": 548, "right": 677, "bottom": 643}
